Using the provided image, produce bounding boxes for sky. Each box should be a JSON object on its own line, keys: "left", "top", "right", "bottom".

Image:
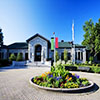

{"left": 0, "top": 0, "right": 100, "bottom": 45}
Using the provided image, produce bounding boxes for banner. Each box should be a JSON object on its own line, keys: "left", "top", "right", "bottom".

{"left": 55, "top": 37, "right": 58, "bottom": 48}
{"left": 51, "top": 37, "right": 54, "bottom": 50}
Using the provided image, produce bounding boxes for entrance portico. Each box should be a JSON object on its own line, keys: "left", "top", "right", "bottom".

{"left": 27, "top": 34, "right": 50, "bottom": 63}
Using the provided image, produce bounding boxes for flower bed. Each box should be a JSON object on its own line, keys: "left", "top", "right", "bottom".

{"left": 31, "top": 63, "right": 93, "bottom": 89}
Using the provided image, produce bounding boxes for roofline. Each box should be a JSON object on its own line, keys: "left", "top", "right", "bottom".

{"left": 26, "top": 33, "right": 50, "bottom": 43}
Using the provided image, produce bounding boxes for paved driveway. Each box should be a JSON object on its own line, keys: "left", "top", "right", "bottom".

{"left": 0, "top": 66, "right": 100, "bottom": 100}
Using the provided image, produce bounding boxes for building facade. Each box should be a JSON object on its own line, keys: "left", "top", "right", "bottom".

{"left": 0, "top": 28, "right": 88, "bottom": 64}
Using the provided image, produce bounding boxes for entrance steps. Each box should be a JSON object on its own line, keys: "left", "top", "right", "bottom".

{"left": 26, "top": 61, "right": 50, "bottom": 67}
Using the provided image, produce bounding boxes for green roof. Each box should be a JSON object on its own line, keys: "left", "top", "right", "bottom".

{"left": 8, "top": 42, "right": 28, "bottom": 49}
{"left": 58, "top": 42, "right": 72, "bottom": 48}
{"left": 58, "top": 42, "right": 85, "bottom": 48}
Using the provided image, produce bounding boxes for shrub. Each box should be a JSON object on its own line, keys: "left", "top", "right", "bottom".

{"left": 85, "top": 61, "right": 88, "bottom": 65}
{"left": 9, "top": 53, "right": 16, "bottom": 61}
{"left": 89, "top": 56, "right": 93, "bottom": 63}
{"left": 66, "top": 60, "right": 73, "bottom": 65}
{"left": 55, "top": 51, "right": 59, "bottom": 62}
{"left": 0, "top": 59, "right": 9, "bottom": 67}
{"left": 64, "top": 49, "right": 68, "bottom": 62}
{"left": 16, "top": 53, "right": 23, "bottom": 61}
{"left": 91, "top": 67, "right": 100, "bottom": 73}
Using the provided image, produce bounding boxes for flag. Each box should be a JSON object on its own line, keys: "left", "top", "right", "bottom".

{"left": 72, "top": 20, "right": 74, "bottom": 42}
{"left": 55, "top": 37, "right": 58, "bottom": 48}
{"left": 51, "top": 37, "right": 54, "bottom": 50}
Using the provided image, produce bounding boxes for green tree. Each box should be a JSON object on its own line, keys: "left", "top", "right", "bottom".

{"left": 9, "top": 53, "right": 16, "bottom": 61}
{"left": 0, "top": 29, "right": 3, "bottom": 47}
{"left": 55, "top": 51, "right": 59, "bottom": 62}
{"left": 64, "top": 49, "right": 68, "bottom": 62}
{"left": 82, "top": 18, "right": 100, "bottom": 57}
{"left": 16, "top": 53, "right": 23, "bottom": 61}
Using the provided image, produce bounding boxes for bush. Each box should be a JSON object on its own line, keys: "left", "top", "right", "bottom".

{"left": 55, "top": 51, "right": 59, "bottom": 62}
{"left": 0, "top": 59, "right": 9, "bottom": 67}
{"left": 85, "top": 61, "right": 88, "bottom": 65}
{"left": 16, "top": 53, "right": 23, "bottom": 61}
{"left": 9, "top": 53, "right": 16, "bottom": 61}
{"left": 89, "top": 56, "right": 93, "bottom": 63}
{"left": 64, "top": 49, "right": 68, "bottom": 62}
{"left": 91, "top": 67, "right": 100, "bottom": 73}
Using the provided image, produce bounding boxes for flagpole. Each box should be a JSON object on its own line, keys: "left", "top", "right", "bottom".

{"left": 53, "top": 32, "right": 55, "bottom": 66}
{"left": 72, "top": 20, "right": 75, "bottom": 64}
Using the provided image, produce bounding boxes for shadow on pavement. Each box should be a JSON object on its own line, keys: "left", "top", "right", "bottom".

{"left": 0, "top": 65, "right": 29, "bottom": 72}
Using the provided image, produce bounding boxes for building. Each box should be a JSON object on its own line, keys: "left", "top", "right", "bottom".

{"left": 0, "top": 28, "right": 89, "bottom": 64}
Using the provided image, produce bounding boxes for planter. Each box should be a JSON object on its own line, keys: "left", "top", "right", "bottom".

{"left": 12, "top": 61, "right": 26, "bottom": 66}
{"left": 65, "top": 66, "right": 77, "bottom": 71}
{"left": 29, "top": 77, "right": 94, "bottom": 92}
{"left": 78, "top": 67, "right": 91, "bottom": 72}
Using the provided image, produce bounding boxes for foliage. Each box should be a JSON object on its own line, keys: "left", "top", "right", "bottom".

{"left": 33, "top": 63, "right": 91, "bottom": 88}
{"left": 85, "top": 61, "right": 88, "bottom": 65}
{"left": 55, "top": 50, "right": 59, "bottom": 62}
{"left": 82, "top": 18, "right": 100, "bottom": 57}
{"left": 16, "top": 53, "right": 23, "bottom": 61}
{"left": 64, "top": 49, "right": 68, "bottom": 62}
{"left": 0, "top": 32, "right": 3, "bottom": 46}
{"left": 0, "top": 59, "right": 9, "bottom": 67}
{"left": 66, "top": 60, "right": 73, "bottom": 65}
{"left": 89, "top": 56, "right": 93, "bottom": 63}
{"left": 9, "top": 53, "right": 16, "bottom": 61}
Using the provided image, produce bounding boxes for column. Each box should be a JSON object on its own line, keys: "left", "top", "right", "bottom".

{"left": 83, "top": 49, "right": 86, "bottom": 63}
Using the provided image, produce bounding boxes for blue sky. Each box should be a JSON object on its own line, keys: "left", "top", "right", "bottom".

{"left": 0, "top": 0, "right": 100, "bottom": 45}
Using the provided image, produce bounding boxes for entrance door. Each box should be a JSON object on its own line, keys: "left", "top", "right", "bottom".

{"left": 35, "top": 45, "right": 41, "bottom": 61}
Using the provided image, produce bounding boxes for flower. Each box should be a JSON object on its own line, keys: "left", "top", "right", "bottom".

{"left": 75, "top": 74, "right": 80, "bottom": 79}
{"left": 56, "top": 76, "right": 62, "bottom": 80}
{"left": 41, "top": 73, "right": 46, "bottom": 77}
{"left": 72, "top": 73, "right": 75, "bottom": 76}
{"left": 68, "top": 77, "right": 72, "bottom": 81}
{"left": 65, "top": 75, "right": 69, "bottom": 79}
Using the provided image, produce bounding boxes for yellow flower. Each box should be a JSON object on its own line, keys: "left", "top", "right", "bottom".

{"left": 68, "top": 77, "right": 72, "bottom": 81}
{"left": 41, "top": 73, "right": 46, "bottom": 77}
{"left": 45, "top": 71, "right": 51, "bottom": 75}
{"left": 72, "top": 73, "right": 75, "bottom": 76}
{"left": 65, "top": 75, "right": 69, "bottom": 79}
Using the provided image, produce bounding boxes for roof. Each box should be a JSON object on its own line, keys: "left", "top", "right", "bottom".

{"left": 0, "top": 45, "right": 7, "bottom": 49}
{"left": 58, "top": 42, "right": 85, "bottom": 48}
{"left": 58, "top": 42, "right": 72, "bottom": 48}
{"left": 8, "top": 42, "right": 28, "bottom": 49}
{"left": 26, "top": 33, "right": 50, "bottom": 43}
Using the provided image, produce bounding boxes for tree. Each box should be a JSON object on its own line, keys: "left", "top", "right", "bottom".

{"left": 16, "top": 53, "right": 23, "bottom": 61}
{"left": 9, "top": 53, "right": 16, "bottom": 61}
{"left": 55, "top": 51, "right": 59, "bottom": 62}
{"left": 82, "top": 18, "right": 100, "bottom": 57}
{"left": 64, "top": 49, "right": 68, "bottom": 62}
{"left": 0, "top": 29, "right": 3, "bottom": 47}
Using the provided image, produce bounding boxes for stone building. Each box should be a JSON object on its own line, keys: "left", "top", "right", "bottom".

{"left": 0, "top": 27, "right": 88, "bottom": 64}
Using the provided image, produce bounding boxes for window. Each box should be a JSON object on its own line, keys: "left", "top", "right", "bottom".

{"left": 97, "top": 53, "right": 100, "bottom": 61}
{"left": 68, "top": 53, "right": 71, "bottom": 60}
{"left": 61, "top": 53, "right": 64, "bottom": 60}
{"left": 81, "top": 52, "right": 83, "bottom": 60}
{"left": 25, "top": 53, "right": 28, "bottom": 60}
{"left": 9, "top": 53, "right": 11, "bottom": 57}
{"left": 78, "top": 52, "right": 80, "bottom": 60}
{"left": 75, "top": 52, "right": 77, "bottom": 60}
{"left": 14, "top": 53, "right": 17, "bottom": 57}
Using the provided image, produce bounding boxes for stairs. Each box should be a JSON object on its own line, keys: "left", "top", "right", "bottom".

{"left": 26, "top": 61, "right": 50, "bottom": 67}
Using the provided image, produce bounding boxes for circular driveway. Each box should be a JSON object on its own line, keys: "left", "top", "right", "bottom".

{"left": 0, "top": 66, "right": 100, "bottom": 100}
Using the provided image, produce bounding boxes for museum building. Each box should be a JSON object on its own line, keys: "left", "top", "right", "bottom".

{"left": 0, "top": 28, "right": 89, "bottom": 64}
